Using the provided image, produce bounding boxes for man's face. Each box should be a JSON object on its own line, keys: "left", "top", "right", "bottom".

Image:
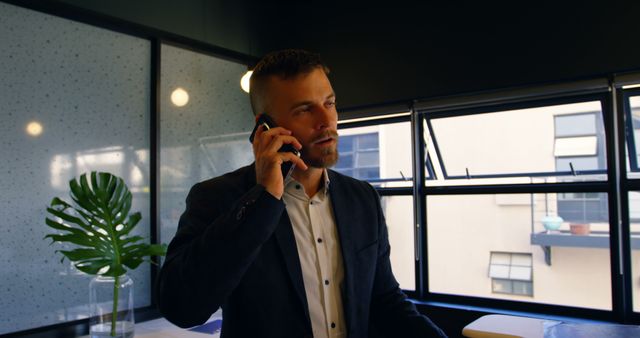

{"left": 266, "top": 68, "right": 339, "bottom": 168}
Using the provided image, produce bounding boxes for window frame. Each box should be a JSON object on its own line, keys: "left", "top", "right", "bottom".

{"left": 623, "top": 88, "right": 640, "bottom": 173}
{"left": 334, "top": 132, "right": 381, "bottom": 181}
{"left": 424, "top": 95, "right": 609, "bottom": 181}
{"left": 414, "top": 90, "right": 631, "bottom": 322}
{"left": 488, "top": 252, "right": 534, "bottom": 297}
{"left": 338, "top": 114, "right": 419, "bottom": 293}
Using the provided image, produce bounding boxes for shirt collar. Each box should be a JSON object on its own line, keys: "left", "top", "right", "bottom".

{"left": 284, "top": 169, "right": 331, "bottom": 198}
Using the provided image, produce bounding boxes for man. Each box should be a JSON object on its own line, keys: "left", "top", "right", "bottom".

{"left": 156, "top": 49, "right": 447, "bottom": 338}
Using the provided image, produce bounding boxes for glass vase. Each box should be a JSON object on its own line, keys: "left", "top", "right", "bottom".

{"left": 89, "top": 274, "right": 135, "bottom": 338}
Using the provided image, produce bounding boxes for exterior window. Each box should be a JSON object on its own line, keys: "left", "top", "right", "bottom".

{"left": 337, "top": 119, "right": 414, "bottom": 290}
{"left": 489, "top": 252, "right": 533, "bottom": 297}
{"left": 335, "top": 132, "right": 380, "bottom": 180}
{"left": 554, "top": 113, "right": 608, "bottom": 223}
{"left": 425, "top": 101, "right": 607, "bottom": 185}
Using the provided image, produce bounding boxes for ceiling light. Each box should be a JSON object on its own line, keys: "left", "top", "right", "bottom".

{"left": 26, "top": 121, "right": 43, "bottom": 137}
{"left": 241, "top": 70, "right": 253, "bottom": 93}
{"left": 171, "top": 88, "right": 189, "bottom": 107}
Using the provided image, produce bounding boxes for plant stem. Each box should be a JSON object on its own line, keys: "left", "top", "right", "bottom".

{"left": 111, "top": 275, "right": 119, "bottom": 337}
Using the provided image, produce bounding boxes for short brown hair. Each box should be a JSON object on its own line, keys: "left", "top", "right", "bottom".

{"left": 249, "top": 49, "right": 329, "bottom": 115}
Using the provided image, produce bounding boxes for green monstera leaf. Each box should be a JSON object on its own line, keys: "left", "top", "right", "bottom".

{"left": 45, "top": 171, "right": 166, "bottom": 277}
{"left": 45, "top": 171, "right": 166, "bottom": 336}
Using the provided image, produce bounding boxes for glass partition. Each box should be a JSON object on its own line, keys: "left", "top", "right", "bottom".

{"left": 0, "top": 2, "right": 151, "bottom": 334}
{"left": 159, "top": 43, "right": 253, "bottom": 247}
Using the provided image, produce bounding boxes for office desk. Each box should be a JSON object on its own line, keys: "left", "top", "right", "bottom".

{"left": 79, "top": 316, "right": 222, "bottom": 338}
{"left": 462, "top": 314, "right": 640, "bottom": 338}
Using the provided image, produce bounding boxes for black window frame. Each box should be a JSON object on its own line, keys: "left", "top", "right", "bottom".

{"left": 623, "top": 88, "right": 640, "bottom": 173}
{"left": 417, "top": 91, "right": 633, "bottom": 322}
{"left": 338, "top": 114, "right": 419, "bottom": 294}
{"left": 425, "top": 96, "right": 609, "bottom": 181}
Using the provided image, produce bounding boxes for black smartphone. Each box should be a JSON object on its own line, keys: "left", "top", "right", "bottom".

{"left": 249, "top": 113, "right": 300, "bottom": 179}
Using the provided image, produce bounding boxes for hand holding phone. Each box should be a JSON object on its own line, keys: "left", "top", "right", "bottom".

{"left": 250, "top": 114, "right": 306, "bottom": 199}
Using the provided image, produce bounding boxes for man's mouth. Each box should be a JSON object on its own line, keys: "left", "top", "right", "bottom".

{"left": 314, "top": 136, "right": 335, "bottom": 145}
{"left": 312, "top": 132, "right": 338, "bottom": 146}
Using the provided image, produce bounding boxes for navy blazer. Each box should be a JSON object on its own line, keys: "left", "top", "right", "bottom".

{"left": 156, "top": 164, "right": 447, "bottom": 338}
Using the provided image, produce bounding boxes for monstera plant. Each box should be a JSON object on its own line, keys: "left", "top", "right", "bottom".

{"left": 45, "top": 171, "right": 166, "bottom": 336}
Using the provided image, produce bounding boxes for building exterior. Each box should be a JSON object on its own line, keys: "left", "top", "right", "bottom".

{"left": 336, "top": 100, "right": 640, "bottom": 311}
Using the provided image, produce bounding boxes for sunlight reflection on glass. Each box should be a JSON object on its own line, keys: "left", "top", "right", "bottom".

{"left": 50, "top": 154, "right": 73, "bottom": 189}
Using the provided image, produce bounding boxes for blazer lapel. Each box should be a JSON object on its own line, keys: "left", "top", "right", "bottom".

{"left": 328, "top": 171, "right": 357, "bottom": 336}
{"left": 273, "top": 213, "right": 311, "bottom": 327}
{"left": 246, "top": 163, "right": 311, "bottom": 326}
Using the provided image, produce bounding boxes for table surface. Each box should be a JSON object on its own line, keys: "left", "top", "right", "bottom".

{"left": 462, "top": 314, "right": 640, "bottom": 338}
{"left": 80, "top": 312, "right": 222, "bottom": 338}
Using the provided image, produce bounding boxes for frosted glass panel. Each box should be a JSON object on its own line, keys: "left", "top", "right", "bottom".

{"left": 159, "top": 44, "right": 253, "bottom": 247}
{"left": 0, "top": 2, "right": 151, "bottom": 334}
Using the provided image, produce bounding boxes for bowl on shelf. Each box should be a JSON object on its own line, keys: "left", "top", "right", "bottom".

{"left": 570, "top": 223, "right": 590, "bottom": 235}
{"left": 541, "top": 215, "right": 563, "bottom": 232}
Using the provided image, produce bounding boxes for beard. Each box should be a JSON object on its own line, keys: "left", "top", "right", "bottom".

{"left": 301, "top": 130, "right": 339, "bottom": 169}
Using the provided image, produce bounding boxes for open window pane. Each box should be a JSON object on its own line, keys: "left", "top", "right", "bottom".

{"left": 424, "top": 101, "right": 607, "bottom": 186}
{"left": 337, "top": 122, "right": 412, "bottom": 187}
{"left": 427, "top": 193, "right": 611, "bottom": 309}
{"left": 627, "top": 192, "right": 640, "bottom": 312}
{"left": 554, "top": 136, "right": 597, "bottom": 157}
{"left": 380, "top": 195, "right": 415, "bottom": 291}
{"left": 626, "top": 96, "right": 640, "bottom": 177}
{"left": 555, "top": 113, "right": 597, "bottom": 136}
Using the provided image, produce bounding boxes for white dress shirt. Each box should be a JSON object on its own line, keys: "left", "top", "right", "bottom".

{"left": 283, "top": 170, "right": 346, "bottom": 338}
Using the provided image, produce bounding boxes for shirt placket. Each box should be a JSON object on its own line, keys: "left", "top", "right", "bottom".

{"left": 308, "top": 195, "right": 333, "bottom": 338}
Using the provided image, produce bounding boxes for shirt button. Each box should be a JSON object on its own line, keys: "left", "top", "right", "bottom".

{"left": 331, "top": 322, "right": 336, "bottom": 329}
{"left": 324, "top": 279, "right": 329, "bottom": 285}
{"left": 310, "top": 201, "right": 314, "bottom": 205}
{"left": 236, "top": 206, "right": 246, "bottom": 220}
{"left": 317, "top": 238, "right": 323, "bottom": 243}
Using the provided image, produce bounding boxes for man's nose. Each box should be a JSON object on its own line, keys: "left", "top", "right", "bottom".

{"left": 315, "top": 105, "right": 336, "bottom": 129}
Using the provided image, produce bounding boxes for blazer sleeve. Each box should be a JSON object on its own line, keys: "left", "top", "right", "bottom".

{"left": 155, "top": 180, "right": 285, "bottom": 328}
{"left": 367, "top": 184, "right": 448, "bottom": 338}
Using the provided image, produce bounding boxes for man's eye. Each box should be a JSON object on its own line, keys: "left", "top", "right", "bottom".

{"left": 293, "top": 107, "right": 310, "bottom": 115}
{"left": 326, "top": 101, "right": 336, "bottom": 107}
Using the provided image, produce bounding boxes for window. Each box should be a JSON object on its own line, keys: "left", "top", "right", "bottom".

{"left": 336, "top": 121, "right": 413, "bottom": 187}
{"left": 334, "top": 132, "right": 380, "bottom": 180}
{"left": 489, "top": 252, "right": 533, "bottom": 297}
{"left": 554, "top": 113, "right": 608, "bottom": 223}
{"left": 338, "top": 117, "right": 415, "bottom": 291}
{"left": 625, "top": 95, "right": 640, "bottom": 177}
{"left": 424, "top": 101, "right": 607, "bottom": 186}
{"left": 422, "top": 96, "right": 614, "bottom": 311}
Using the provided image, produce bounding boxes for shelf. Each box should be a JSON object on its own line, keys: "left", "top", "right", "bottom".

{"left": 530, "top": 231, "right": 640, "bottom": 265}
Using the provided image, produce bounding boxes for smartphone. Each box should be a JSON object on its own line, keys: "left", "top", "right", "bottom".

{"left": 249, "top": 113, "right": 300, "bottom": 179}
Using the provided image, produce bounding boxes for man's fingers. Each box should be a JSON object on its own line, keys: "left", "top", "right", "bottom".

{"left": 264, "top": 135, "right": 302, "bottom": 154}
{"left": 280, "top": 152, "right": 308, "bottom": 171}
{"left": 254, "top": 126, "right": 294, "bottom": 150}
